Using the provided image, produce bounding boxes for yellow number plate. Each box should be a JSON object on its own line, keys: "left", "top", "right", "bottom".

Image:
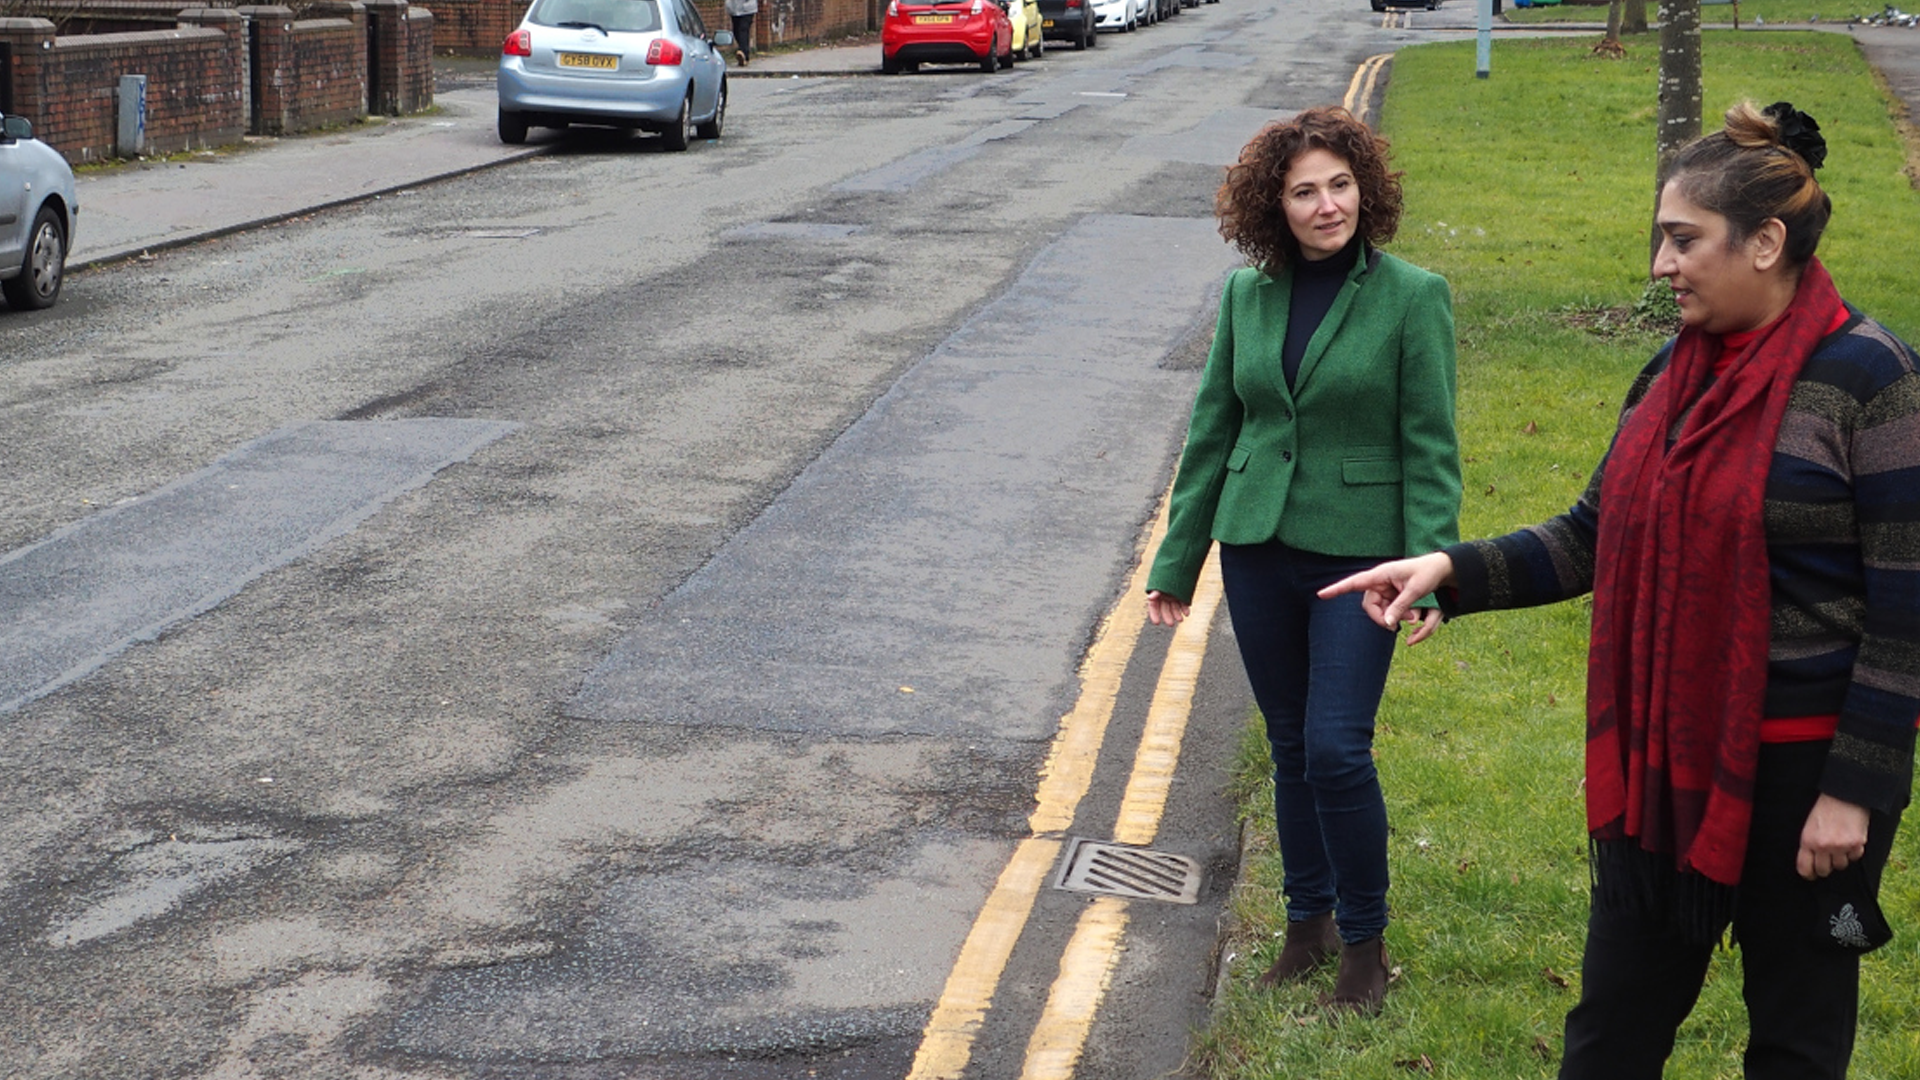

{"left": 558, "top": 52, "right": 619, "bottom": 69}
{"left": 914, "top": 14, "right": 956, "bottom": 22}
{"left": 1041, "top": 17, "right": 1055, "bottom": 25}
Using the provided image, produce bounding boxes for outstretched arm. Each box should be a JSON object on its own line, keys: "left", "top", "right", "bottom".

{"left": 1319, "top": 551, "right": 1456, "bottom": 643}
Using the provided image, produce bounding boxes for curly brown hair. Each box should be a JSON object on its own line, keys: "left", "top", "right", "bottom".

{"left": 1216, "top": 106, "right": 1403, "bottom": 274}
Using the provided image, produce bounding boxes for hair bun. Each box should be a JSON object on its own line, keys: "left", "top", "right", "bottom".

{"left": 1763, "top": 101, "right": 1827, "bottom": 170}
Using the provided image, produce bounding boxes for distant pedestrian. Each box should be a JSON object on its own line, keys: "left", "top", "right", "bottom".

{"left": 726, "top": 0, "right": 758, "bottom": 65}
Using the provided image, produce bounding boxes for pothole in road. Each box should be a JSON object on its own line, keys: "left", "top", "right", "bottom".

{"left": 1052, "top": 837, "right": 1203, "bottom": 905}
{"left": 41, "top": 829, "right": 303, "bottom": 947}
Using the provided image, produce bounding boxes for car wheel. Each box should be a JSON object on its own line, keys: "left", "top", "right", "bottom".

{"left": 2, "top": 205, "right": 66, "bottom": 311}
{"left": 661, "top": 92, "right": 693, "bottom": 151}
{"left": 695, "top": 80, "right": 726, "bottom": 139}
{"left": 883, "top": 53, "right": 900, "bottom": 74}
{"left": 1073, "top": 22, "right": 1088, "bottom": 48}
{"left": 1371, "top": 0, "right": 1385, "bottom": 8}
{"left": 498, "top": 108, "right": 529, "bottom": 145}
{"left": 979, "top": 43, "right": 998, "bottom": 72}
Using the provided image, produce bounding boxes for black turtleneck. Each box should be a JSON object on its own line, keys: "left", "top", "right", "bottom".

{"left": 1281, "top": 236, "right": 1362, "bottom": 390}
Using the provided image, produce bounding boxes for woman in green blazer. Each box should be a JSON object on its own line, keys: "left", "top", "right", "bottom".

{"left": 1146, "top": 106, "right": 1461, "bottom": 1014}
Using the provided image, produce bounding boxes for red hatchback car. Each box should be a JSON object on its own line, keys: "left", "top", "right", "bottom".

{"left": 882, "top": 0, "right": 1014, "bottom": 73}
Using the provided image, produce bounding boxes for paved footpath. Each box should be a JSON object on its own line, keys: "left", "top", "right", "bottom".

{"left": 65, "top": 24, "right": 1920, "bottom": 269}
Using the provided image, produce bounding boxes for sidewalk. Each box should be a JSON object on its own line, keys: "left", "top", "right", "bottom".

{"left": 72, "top": 86, "right": 539, "bottom": 270}
{"left": 67, "top": 23, "right": 1920, "bottom": 272}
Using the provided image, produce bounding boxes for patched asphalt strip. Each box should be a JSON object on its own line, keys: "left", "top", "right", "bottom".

{"left": 569, "top": 212, "right": 1240, "bottom": 741}
{"left": 0, "top": 418, "right": 518, "bottom": 713}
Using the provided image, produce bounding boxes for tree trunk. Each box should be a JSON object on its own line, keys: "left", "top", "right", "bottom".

{"left": 1607, "top": 0, "right": 1625, "bottom": 38}
{"left": 1650, "top": 0, "right": 1702, "bottom": 264}
{"left": 1625, "top": 0, "right": 1649, "bottom": 33}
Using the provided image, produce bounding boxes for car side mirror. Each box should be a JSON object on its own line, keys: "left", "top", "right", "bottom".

{"left": 2, "top": 115, "right": 31, "bottom": 141}
{"left": 713, "top": 28, "right": 735, "bottom": 46}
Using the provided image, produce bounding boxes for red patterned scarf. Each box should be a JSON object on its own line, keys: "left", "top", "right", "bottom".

{"left": 1586, "top": 260, "right": 1845, "bottom": 887}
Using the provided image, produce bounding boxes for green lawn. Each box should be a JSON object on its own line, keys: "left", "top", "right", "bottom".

{"left": 1503, "top": 0, "right": 1889, "bottom": 24}
{"left": 1196, "top": 31, "right": 1920, "bottom": 1080}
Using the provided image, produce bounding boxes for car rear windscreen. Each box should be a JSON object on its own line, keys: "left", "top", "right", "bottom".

{"left": 532, "top": 0, "right": 663, "bottom": 33}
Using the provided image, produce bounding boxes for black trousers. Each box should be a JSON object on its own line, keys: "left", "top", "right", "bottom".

{"left": 730, "top": 12, "right": 755, "bottom": 58}
{"left": 1559, "top": 742, "right": 1900, "bottom": 1080}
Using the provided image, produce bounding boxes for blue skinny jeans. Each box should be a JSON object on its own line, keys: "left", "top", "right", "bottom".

{"left": 1220, "top": 540, "right": 1399, "bottom": 943}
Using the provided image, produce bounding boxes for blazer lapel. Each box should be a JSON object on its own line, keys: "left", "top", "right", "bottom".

{"left": 1291, "top": 246, "right": 1376, "bottom": 392}
{"left": 1256, "top": 267, "right": 1298, "bottom": 407}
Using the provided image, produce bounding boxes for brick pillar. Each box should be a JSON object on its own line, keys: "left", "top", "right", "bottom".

{"left": 237, "top": 6, "right": 294, "bottom": 135}
{"left": 363, "top": 0, "right": 407, "bottom": 116}
{"left": 177, "top": 8, "right": 248, "bottom": 148}
{"left": 0, "top": 18, "right": 56, "bottom": 131}
{"left": 403, "top": 6, "right": 433, "bottom": 113}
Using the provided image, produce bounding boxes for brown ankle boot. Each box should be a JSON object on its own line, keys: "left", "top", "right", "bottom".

{"left": 1255, "top": 911, "right": 1339, "bottom": 988}
{"left": 1323, "top": 936, "right": 1390, "bottom": 1015}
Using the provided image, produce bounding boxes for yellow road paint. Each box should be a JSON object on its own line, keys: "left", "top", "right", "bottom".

{"left": 1017, "top": 898, "right": 1132, "bottom": 1080}
{"left": 1343, "top": 53, "right": 1393, "bottom": 123}
{"left": 907, "top": 837, "right": 1063, "bottom": 1080}
{"left": 1113, "top": 548, "right": 1223, "bottom": 846}
{"left": 906, "top": 487, "right": 1171, "bottom": 1080}
{"left": 1028, "top": 499, "right": 1168, "bottom": 836}
{"left": 1014, "top": 550, "right": 1225, "bottom": 1077}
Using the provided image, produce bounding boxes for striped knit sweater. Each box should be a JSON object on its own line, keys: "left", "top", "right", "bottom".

{"left": 1444, "top": 310, "right": 1920, "bottom": 814}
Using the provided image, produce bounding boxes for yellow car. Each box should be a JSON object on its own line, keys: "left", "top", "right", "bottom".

{"left": 1004, "top": 0, "right": 1044, "bottom": 60}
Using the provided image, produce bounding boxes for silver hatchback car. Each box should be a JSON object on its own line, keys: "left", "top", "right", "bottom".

{"left": 498, "top": 0, "right": 733, "bottom": 150}
{"left": 0, "top": 113, "right": 78, "bottom": 311}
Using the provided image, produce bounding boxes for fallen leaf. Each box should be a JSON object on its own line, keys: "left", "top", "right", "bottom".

{"left": 1523, "top": 420, "right": 1539, "bottom": 434}
{"left": 899, "top": 686, "right": 915, "bottom": 693}
{"left": 1548, "top": 693, "right": 1558, "bottom": 706}
{"left": 1394, "top": 1055, "right": 1435, "bottom": 1072}
{"left": 1542, "top": 966, "right": 1570, "bottom": 989}
{"left": 1484, "top": 484, "right": 1497, "bottom": 496}
{"left": 1533, "top": 1035, "right": 1555, "bottom": 1059}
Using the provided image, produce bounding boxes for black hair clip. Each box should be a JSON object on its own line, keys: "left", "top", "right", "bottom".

{"left": 1763, "top": 101, "right": 1827, "bottom": 171}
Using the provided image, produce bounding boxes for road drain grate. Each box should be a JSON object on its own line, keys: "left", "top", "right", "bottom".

{"left": 1052, "top": 837, "right": 1202, "bottom": 905}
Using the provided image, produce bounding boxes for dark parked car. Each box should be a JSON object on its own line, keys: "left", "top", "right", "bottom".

{"left": 1037, "top": 0, "right": 1098, "bottom": 50}
{"left": 0, "top": 113, "right": 77, "bottom": 311}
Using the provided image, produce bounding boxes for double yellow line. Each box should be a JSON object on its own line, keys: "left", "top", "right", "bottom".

{"left": 1345, "top": 52, "right": 1393, "bottom": 125}
{"left": 905, "top": 491, "right": 1224, "bottom": 1080}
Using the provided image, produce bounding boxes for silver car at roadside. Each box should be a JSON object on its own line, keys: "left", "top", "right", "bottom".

{"left": 0, "top": 113, "right": 78, "bottom": 312}
{"left": 497, "top": 0, "right": 732, "bottom": 150}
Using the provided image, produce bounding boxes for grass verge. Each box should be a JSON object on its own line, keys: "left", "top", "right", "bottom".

{"left": 1195, "top": 31, "right": 1920, "bottom": 1080}
{"left": 1503, "top": 0, "right": 1892, "bottom": 24}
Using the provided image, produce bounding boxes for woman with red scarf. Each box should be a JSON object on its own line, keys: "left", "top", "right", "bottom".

{"left": 1323, "top": 101, "right": 1919, "bottom": 1078}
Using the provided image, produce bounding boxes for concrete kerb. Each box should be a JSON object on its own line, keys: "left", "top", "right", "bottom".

{"left": 70, "top": 146, "right": 549, "bottom": 274}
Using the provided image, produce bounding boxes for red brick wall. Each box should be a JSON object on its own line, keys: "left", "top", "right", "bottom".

{"left": 0, "top": 12, "right": 246, "bottom": 163}
{"left": 431, "top": 0, "right": 869, "bottom": 56}
{"left": 415, "top": 0, "right": 522, "bottom": 53}
{"left": 250, "top": 5, "right": 368, "bottom": 134}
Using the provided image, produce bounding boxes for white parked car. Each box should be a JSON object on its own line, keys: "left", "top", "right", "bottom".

{"left": 1091, "top": 0, "right": 1142, "bottom": 30}
{"left": 0, "top": 113, "right": 77, "bottom": 311}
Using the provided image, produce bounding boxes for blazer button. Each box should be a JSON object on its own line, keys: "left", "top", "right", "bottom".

{"left": 1282, "top": 450, "right": 1293, "bottom": 462}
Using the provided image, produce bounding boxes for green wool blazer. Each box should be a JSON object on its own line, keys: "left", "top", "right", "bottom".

{"left": 1147, "top": 248, "right": 1463, "bottom": 604}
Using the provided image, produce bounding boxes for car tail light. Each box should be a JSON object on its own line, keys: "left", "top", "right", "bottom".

{"left": 970, "top": 0, "right": 983, "bottom": 10}
{"left": 1066, "top": 0, "right": 1081, "bottom": 7}
{"left": 646, "top": 38, "right": 684, "bottom": 65}
{"left": 503, "top": 29, "right": 531, "bottom": 56}
{"left": 886, "top": 0, "right": 897, "bottom": 13}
